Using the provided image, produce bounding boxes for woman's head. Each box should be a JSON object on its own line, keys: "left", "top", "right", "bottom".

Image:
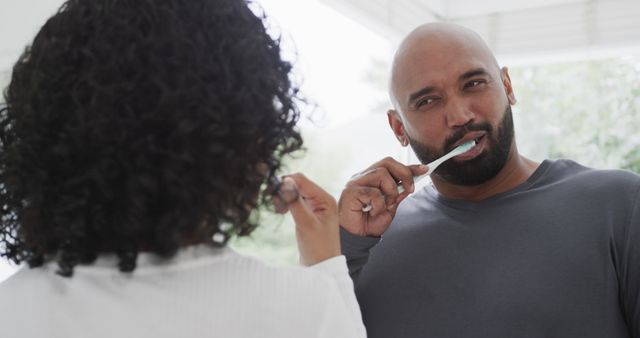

{"left": 0, "top": 0, "right": 303, "bottom": 276}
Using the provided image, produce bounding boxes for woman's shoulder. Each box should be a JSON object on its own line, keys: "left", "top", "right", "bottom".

{"left": 227, "top": 250, "right": 345, "bottom": 292}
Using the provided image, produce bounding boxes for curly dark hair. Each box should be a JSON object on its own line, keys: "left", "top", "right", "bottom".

{"left": 0, "top": 0, "right": 303, "bottom": 276}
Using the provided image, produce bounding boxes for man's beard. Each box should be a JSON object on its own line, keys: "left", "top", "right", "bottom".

{"left": 407, "top": 106, "right": 514, "bottom": 186}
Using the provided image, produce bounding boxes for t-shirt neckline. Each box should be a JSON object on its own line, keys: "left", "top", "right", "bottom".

{"left": 425, "top": 159, "right": 553, "bottom": 210}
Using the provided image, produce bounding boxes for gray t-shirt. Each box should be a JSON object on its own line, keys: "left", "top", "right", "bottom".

{"left": 341, "top": 159, "right": 640, "bottom": 338}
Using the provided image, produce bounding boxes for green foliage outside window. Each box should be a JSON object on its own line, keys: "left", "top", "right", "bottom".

{"left": 511, "top": 56, "right": 640, "bottom": 173}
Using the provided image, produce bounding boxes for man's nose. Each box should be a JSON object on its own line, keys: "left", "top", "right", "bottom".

{"left": 444, "top": 97, "right": 474, "bottom": 128}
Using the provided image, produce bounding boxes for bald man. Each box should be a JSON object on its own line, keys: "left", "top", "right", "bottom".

{"left": 338, "top": 23, "right": 639, "bottom": 338}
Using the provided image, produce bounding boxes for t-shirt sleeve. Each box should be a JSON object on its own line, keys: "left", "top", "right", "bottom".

{"left": 621, "top": 183, "right": 640, "bottom": 337}
{"left": 309, "top": 255, "right": 366, "bottom": 338}
{"left": 340, "top": 227, "right": 381, "bottom": 283}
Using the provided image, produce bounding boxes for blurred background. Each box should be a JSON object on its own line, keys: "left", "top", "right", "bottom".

{"left": 1, "top": 0, "right": 640, "bottom": 281}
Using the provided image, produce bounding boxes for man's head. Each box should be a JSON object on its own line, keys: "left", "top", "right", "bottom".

{"left": 387, "top": 23, "right": 517, "bottom": 185}
{"left": 0, "top": 0, "right": 303, "bottom": 276}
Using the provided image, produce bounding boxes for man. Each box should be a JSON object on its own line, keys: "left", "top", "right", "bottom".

{"left": 339, "top": 22, "right": 639, "bottom": 337}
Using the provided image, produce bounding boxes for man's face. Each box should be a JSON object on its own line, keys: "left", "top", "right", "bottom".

{"left": 389, "top": 30, "right": 517, "bottom": 186}
{"left": 407, "top": 105, "right": 514, "bottom": 185}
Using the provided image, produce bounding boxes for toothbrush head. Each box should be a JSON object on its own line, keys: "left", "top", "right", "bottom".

{"left": 451, "top": 139, "right": 476, "bottom": 156}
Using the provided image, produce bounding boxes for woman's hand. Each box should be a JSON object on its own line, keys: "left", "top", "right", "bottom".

{"left": 274, "top": 173, "right": 340, "bottom": 266}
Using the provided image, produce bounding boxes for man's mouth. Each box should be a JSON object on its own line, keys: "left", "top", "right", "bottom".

{"left": 472, "top": 135, "right": 484, "bottom": 145}
{"left": 453, "top": 134, "right": 486, "bottom": 160}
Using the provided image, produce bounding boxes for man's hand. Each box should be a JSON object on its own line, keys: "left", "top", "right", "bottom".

{"left": 338, "top": 157, "right": 427, "bottom": 237}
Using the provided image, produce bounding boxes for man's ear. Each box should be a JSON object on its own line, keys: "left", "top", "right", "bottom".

{"left": 501, "top": 66, "right": 517, "bottom": 105}
{"left": 387, "top": 109, "right": 408, "bottom": 146}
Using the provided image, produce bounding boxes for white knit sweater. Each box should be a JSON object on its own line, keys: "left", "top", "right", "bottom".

{"left": 0, "top": 245, "right": 366, "bottom": 338}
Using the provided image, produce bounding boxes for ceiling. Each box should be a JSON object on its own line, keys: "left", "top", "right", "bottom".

{"left": 319, "top": 0, "right": 640, "bottom": 63}
{"left": 1, "top": 0, "right": 639, "bottom": 72}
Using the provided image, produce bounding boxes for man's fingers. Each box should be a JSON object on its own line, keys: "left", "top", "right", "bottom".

{"left": 377, "top": 158, "right": 416, "bottom": 191}
{"left": 340, "top": 186, "right": 388, "bottom": 215}
{"left": 409, "top": 164, "right": 429, "bottom": 176}
{"left": 352, "top": 158, "right": 422, "bottom": 201}
{"left": 349, "top": 162, "right": 429, "bottom": 207}
{"left": 376, "top": 170, "right": 402, "bottom": 206}
{"left": 349, "top": 167, "right": 401, "bottom": 205}
{"left": 360, "top": 187, "right": 387, "bottom": 214}
{"left": 338, "top": 159, "right": 428, "bottom": 237}
{"left": 394, "top": 164, "right": 429, "bottom": 197}
{"left": 367, "top": 193, "right": 390, "bottom": 218}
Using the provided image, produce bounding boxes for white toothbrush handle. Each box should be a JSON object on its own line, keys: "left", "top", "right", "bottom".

{"left": 362, "top": 140, "right": 474, "bottom": 211}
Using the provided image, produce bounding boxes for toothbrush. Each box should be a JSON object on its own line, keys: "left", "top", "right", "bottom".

{"left": 361, "top": 139, "right": 476, "bottom": 212}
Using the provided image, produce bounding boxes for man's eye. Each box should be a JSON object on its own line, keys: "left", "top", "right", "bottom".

{"left": 464, "top": 80, "right": 485, "bottom": 89}
{"left": 416, "top": 97, "right": 438, "bottom": 109}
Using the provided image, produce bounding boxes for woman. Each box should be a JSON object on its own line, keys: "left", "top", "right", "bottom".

{"left": 0, "top": 0, "right": 365, "bottom": 337}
